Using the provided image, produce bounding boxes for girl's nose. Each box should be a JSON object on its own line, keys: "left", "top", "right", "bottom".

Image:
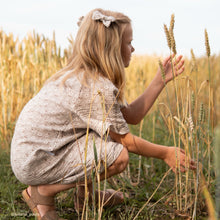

{"left": 132, "top": 46, "right": 135, "bottom": 53}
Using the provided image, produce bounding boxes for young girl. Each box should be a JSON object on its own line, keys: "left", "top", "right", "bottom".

{"left": 11, "top": 8, "right": 196, "bottom": 219}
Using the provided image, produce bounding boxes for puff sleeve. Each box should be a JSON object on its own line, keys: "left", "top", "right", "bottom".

{"left": 74, "top": 78, "right": 129, "bottom": 137}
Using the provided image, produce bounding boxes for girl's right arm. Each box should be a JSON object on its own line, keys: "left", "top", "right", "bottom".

{"left": 109, "top": 131, "right": 196, "bottom": 173}
{"left": 121, "top": 55, "right": 184, "bottom": 125}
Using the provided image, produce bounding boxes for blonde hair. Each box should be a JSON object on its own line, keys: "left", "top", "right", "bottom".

{"left": 48, "top": 8, "right": 131, "bottom": 104}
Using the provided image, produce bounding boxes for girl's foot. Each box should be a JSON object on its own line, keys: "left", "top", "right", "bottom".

{"left": 22, "top": 186, "right": 66, "bottom": 219}
{"left": 26, "top": 186, "right": 55, "bottom": 217}
{"left": 74, "top": 188, "right": 126, "bottom": 213}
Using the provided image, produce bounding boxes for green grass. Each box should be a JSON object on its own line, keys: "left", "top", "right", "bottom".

{"left": 0, "top": 149, "right": 178, "bottom": 220}
{"left": 0, "top": 116, "right": 212, "bottom": 219}
{"left": 0, "top": 150, "right": 209, "bottom": 220}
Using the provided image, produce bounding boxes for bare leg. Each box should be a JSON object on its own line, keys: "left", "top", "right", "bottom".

{"left": 77, "top": 147, "right": 129, "bottom": 201}
{"left": 26, "top": 147, "right": 129, "bottom": 217}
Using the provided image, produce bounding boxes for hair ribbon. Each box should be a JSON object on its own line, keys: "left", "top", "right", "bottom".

{"left": 92, "top": 11, "right": 116, "bottom": 27}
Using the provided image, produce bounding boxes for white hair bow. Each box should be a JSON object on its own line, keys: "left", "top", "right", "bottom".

{"left": 92, "top": 11, "right": 116, "bottom": 27}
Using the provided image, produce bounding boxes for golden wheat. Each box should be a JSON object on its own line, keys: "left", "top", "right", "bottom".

{"left": 205, "top": 29, "right": 211, "bottom": 57}
{"left": 0, "top": 30, "right": 66, "bottom": 148}
{"left": 164, "top": 24, "right": 171, "bottom": 50}
{"left": 0, "top": 28, "right": 219, "bottom": 218}
{"left": 169, "top": 14, "right": 177, "bottom": 55}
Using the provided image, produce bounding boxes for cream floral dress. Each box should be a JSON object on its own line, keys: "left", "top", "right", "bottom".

{"left": 11, "top": 72, "right": 129, "bottom": 185}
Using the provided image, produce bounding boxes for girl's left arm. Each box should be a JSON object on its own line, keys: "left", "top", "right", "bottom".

{"left": 121, "top": 55, "right": 185, "bottom": 125}
{"left": 109, "top": 131, "right": 196, "bottom": 172}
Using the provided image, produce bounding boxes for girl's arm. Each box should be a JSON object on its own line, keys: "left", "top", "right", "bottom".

{"left": 109, "top": 131, "right": 196, "bottom": 172}
{"left": 121, "top": 55, "right": 185, "bottom": 125}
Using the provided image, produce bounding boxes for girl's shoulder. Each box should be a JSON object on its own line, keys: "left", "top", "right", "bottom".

{"left": 46, "top": 71, "right": 118, "bottom": 101}
{"left": 95, "top": 75, "right": 117, "bottom": 90}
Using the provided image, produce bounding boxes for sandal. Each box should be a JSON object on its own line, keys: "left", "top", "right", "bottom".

{"left": 22, "top": 186, "right": 66, "bottom": 220}
{"left": 74, "top": 189, "right": 127, "bottom": 213}
{"left": 74, "top": 190, "right": 92, "bottom": 214}
{"left": 102, "top": 189, "right": 126, "bottom": 207}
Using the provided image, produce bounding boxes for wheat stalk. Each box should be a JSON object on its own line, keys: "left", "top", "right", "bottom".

{"left": 164, "top": 24, "right": 171, "bottom": 50}
{"left": 169, "top": 14, "right": 177, "bottom": 55}
{"left": 205, "top": 29, "right": 211, "bottom": 57}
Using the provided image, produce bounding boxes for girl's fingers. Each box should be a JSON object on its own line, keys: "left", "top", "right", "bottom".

{"left": 179, "top": 149, "right": 197, "bottom": 171}
{"left": 177, "top": 61, "right": 185, "bottom": 72}
{"left": 164, "top": 54, "right": 183, "bottom": 66}
{"left": 174, "top": 55, "right": 184, "bottom": 68}
{"left": 190, "top": 164, "right": 196, "bottom": 170}
{"left": 163, "top": 54, "right": 176, "bottom": 65}
{"left": 174, "top": 55, "right": 183, "bottom": 65}
{"left": 180, "top": 148, "right": 186, "bottom": 154}
{"left": 169, "top": 147, "right": 197, "bottom": 173}
{"left": 190, "top": 160, "right": 197, "bottom": 170}
{"left": 173, "top": 165, "right": 186, "bottom": 173}
{"left": 175, "top": 66, "right": 185, "bottom": 76}
{"left": 189, "top": 158, "right": 196, "bottom": 165}
{"left": 163, "top": 56, "right": 171, "bottom": 66}
{"left": 183, "top": 158, "right": 196, "bottom": 170}
{"left": 177, "top": 59, "right": 185, "bottom": 68}
{"left": 174, "top": 59, "right": 184, "bottom": 73}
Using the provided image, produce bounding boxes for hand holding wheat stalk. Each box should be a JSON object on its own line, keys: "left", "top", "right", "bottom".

{"left": 157, "top": 55, "right": 185, "bottom": 85}
{"left": 163, "top": 147, "right": 196, "bottom": 173}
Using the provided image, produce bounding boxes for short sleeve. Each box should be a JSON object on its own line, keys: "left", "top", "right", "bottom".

{"left": 74, "top": 78, "right": 129, "bottom": 137}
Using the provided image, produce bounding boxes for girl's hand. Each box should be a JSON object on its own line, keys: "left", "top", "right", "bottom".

{"left": 157, "top": 55, "right": 185, "bottom": 85}
{"left": 164, "top": 147, "right": 196, "bottom": 173}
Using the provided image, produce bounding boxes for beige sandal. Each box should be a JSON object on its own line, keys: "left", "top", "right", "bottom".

{"left": 22, "top": 186, "right": 66, "bottom": 220}
{"left": 74, "top": 189, "right": 127, "bottom": 213}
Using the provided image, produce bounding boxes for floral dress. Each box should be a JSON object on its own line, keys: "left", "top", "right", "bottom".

{"left": 10, "top": 72, "right": 129, "bottom": 185}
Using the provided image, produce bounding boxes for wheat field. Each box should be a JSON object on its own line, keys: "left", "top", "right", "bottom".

{"left": 0, "top": 16, "right": 219, "bottom": 219}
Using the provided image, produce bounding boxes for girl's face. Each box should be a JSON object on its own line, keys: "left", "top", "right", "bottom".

{"left": 121, "top": 23, "right": 135, "bottom": 67}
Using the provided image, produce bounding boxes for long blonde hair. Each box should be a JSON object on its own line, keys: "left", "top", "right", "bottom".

{"left": 49, "top": 8, "right": 131, "bottom": 103}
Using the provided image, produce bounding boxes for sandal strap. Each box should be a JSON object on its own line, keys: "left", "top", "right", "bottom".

{"left": 102, "top": 189, "right": 125, "bottom": 207}
{"left": 74, "top": 188, "right": 125, "bottom": 212}
{"left": 41, "top": 210, "right": 59, "bottom": 220}
{"left": 31, "top": 186, "right": 55, "bottom": 206}
{"left": 41, "top": 210, "right": 66, "bottom": 220}
{"left": 22, "top": 189, "right": 38, "bottom": 210}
